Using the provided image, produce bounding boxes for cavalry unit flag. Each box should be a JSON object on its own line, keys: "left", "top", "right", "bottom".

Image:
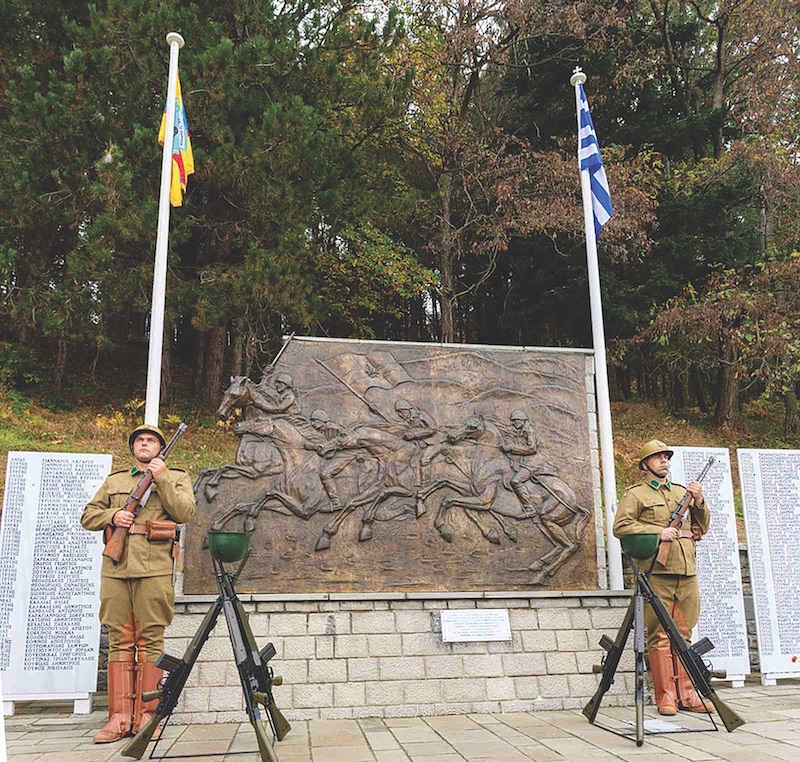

{"left": 158, "top": 75, "right": 194, "bottom": 206}
{"left": 577, "top": 83, "right": 613, "bottom": 237}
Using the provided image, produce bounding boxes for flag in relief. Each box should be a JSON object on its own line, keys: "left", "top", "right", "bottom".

{"left": 158, "top": 76, "right": 194, "bottom": 207}
{"left": 577, "top": 83, "right": 613, "bottom": 237}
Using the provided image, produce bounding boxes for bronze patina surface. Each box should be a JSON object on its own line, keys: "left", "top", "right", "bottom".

{"left": 185, "top": 337, "right": 599, "bottom": 594}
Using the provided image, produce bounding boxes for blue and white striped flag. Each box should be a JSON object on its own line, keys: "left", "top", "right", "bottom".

{"left": 577, "top": 83, "right": 613, "bottom": 237}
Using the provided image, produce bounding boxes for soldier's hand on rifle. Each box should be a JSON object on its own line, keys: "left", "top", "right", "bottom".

{"left": 113, "top": 509, "right": 135, "bottom": 528}
{"left": 148, "top": 457, "right": 167, "bottom": 479}
{"left": 686, "top": 480, "right": 704, "bottom": 506}
{"left": 660, "top": 526, "right": 679, "bottom": 542}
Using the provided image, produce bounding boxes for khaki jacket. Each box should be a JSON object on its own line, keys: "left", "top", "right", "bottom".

{"left": 81, "top": 467, "right": 195, "bottom": 579}
{"left": 613, "top": 479, "right": 710, "bottom": 576}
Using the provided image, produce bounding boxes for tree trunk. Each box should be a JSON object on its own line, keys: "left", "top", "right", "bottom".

{"left": 202, "top": 325, "right": 226, "bottom": 404}
{"left": 438, "top": 172, "right": 456, "bottom": 344}
{"left": 713, "top": 341, "right": 739, "bottom": 428}
{"left": 230, "top": 318, "right": 245, "bottom": 377}
{"left": 52, "top": 339, "right": 67, "bottom": 392}
{"left": 690, "top": 366, "right": 709, "bottom": 413}
{"left": 784, "top": 384, "right": 798, "bottom": 435}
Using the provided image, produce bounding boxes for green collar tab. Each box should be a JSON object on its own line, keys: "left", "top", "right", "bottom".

{"left": 648, "top": 479, "right": 671, "bottom": 489}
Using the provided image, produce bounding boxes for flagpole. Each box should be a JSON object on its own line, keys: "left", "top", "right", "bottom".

{"left": 570, "top": 67, "right": 624, "bottom": 590}
{"left": 144, "top": 32, "right": 184, "bottom": 427}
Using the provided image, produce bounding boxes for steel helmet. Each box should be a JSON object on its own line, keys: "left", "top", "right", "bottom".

{"left": 274, "top": 372, "right": 293, "bottom": 387}
{"left": 620, "top": 534, "right": 660, "bottom": 560}
{"left": 395, "top": 399, "right": 412, "bottom": 411}
{"left": 129, "top": 424, "right": 166, "bottom": 450}
{"left": 638, "top": 439, "right": 673, "bottom": 465}
{"left": 510, "top": 409, "right": 528, "bottom": 421}
{"left": 310, "top": 409, "right": 329, "bottom": 422}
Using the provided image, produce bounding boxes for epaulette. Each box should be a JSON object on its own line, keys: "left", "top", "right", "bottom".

{"left": 109, "top": 468, "right": 130, "bottom": 476}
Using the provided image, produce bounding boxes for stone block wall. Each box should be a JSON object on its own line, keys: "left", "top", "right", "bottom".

{"left": 165, "top": 590, "right": 637, "bottom": 724}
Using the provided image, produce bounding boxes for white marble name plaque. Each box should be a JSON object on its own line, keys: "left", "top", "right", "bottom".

{"left": 1, "top": 451, "right": 111, "bottom": 705}
{"left": 737, "top": 448, "right": 800, "bottom": 684}
{"left": 440, "top": 609, "right": 511, "bottom": 642}
{"left": 669, "top": 448, "right": 749, "bottom": 684}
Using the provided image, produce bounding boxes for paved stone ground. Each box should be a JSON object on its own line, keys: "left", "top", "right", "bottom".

{"left": 4, "top": 683, "right": 800, "bottom": 761}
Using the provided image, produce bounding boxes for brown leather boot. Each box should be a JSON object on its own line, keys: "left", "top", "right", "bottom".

{"left": 132, "top": 661, "right": 164, "bottom": 734}
{"left": 673, "top": 652, "right": 715, "bottom": 713}
{"left": 94, "top": 661, "right": 135, "bottom": 743}
{"left": 648, "top": 648, "right": 678, "bottom": 715}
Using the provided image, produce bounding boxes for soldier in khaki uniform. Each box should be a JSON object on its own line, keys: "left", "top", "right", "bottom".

{"left": 81, "top": 425, "right": 195, "bottom": 743}
{"left": 613, "top": 440, "right": 712, "bottom": 716}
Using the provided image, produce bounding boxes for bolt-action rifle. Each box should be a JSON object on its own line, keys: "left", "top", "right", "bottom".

{"left": 103, "top": 423, "right": 188, "bottom": 563}
{"left": 654, "top": 455, "right": 715, "bottom": 566}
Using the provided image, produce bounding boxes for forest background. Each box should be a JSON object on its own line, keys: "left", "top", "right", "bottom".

{"left": 1, "top": 1, "right": 799, "bottom": 497}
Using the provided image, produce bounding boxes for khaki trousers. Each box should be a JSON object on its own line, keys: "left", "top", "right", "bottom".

{"left": 100, "top": 575, "right": 175, "bottom": 663}
{"left": 645, "top": 573, "right": 700, "bottom": 652}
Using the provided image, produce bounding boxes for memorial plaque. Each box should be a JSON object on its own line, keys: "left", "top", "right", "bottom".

{"left": 669, "top": 447, "right": 749, "bottom": 684}
{"left": 440, "top": 609, "right": 511, "bottom": 642}
{"left": 186, "top": 336, "right": 600, "bottom": 594}
{"left": 738, "top": 448, "right": 800, "bottom": 685}
{"left": 1, "top": 451, "right": 110, "bottom": 711}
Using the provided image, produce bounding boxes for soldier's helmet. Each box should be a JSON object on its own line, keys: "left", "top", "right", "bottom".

{"left": 510, "top": 409, "right": 528, "bottom": 421}
{"left": 395, "top": 399, "right": 412, "bottom": 411}
{"left": 275, "top": 372, "right": 293, "bottom": 387}
{"left": 310, "top": 409, "right": 330, "bottom": 423}
{"left": 129, "top": 424, "right": 166, "bottom": 450}
{"left": 620, "top": 533, "right": 660, "bottom": 560}
{"left": 638, "top": 439, "right": 674, "bottom": 465}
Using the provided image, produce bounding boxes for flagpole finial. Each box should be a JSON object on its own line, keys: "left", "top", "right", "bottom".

{"left": 570, "top": 67, "right": 586, "bottom": 86}
{"left": 166, "top": 32, "right": 185, "bottom": 48}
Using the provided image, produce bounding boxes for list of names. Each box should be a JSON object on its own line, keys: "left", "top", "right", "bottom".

{"left": 0, "top": 451, "right": 111, "bottom": 699}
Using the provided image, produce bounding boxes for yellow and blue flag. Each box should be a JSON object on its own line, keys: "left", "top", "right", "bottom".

{"left": 158, "top": 75, "right": 194, "bottom": 206}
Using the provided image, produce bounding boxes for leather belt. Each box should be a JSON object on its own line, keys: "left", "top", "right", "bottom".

{"left": 128, "top": 524, "right": 148, "bottom": 536}
{"left": 677, "top": 529, "right": 694, "bottom": 539}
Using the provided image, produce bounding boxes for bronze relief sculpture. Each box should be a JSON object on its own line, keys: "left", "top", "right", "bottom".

{"left": 185, "top": 337, "right": 600, "bottom": 594}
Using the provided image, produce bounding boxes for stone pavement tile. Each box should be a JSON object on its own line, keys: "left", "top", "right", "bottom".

{"left": 178, "top": 723, "right": 239, "bottom": 741}
{"left": 309, "top": 718, "right": 367, "bottom": 747}
{"left": 466, "top": 751, "right": 535, "bottom": 761}
{"left": 426, "top": 714, "right": 480, "bottom": 730}
{"left": 518, "top": 748, "right": 565, "bottom": 761}
{"left": 490, "top": 724, "right": 547, "bottom": 746}
{"left": 615, "top": 753, "right": 695, "bottom": 762}
{"left": 162, "top": 739, "right": 231, "bottom": 756}
{"left": 33, "top": 752, "right": 124, "bottom": 762}
{"left": 451, "top": 739, "right": 523, "bottom": 759}
{"left": 470, "top": 713, "right": 502, "bottom": 724}
{"left": 389, "top": 726, "right": 442, "bottom": 744}
{"left": 539, "top": 736, "right": 610, "bottom": 756}
{"left": 374, "top": 751, "right": 412, "bottom": 762}
{"left": 384, "top": 718, "right": 427, "bottom": 728}
{"left": 497, "top": 712, "right": 554, "bottom": 729}
{"left": 512, "top": 724, "right": 573, "bottom": 740}
{"left": 310, "top": 745, "right": 375, "bottom": 761}
{"left": 400, "top": 740, "right": 461, "bottom": 757}
{"left": 364, "top": 730, "right": 402, "bottom": 750}
{"left": 642, "top": 735, "right": 720, "bottom": 759}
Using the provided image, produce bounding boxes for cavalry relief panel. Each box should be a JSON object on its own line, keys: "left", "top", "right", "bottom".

{"left": 184, "top": 337, "right": 599, "bottom": 594}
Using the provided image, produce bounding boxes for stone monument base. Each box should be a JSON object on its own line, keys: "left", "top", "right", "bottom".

{"left": 164, "top": 590, "right": 636, "bottom": 723}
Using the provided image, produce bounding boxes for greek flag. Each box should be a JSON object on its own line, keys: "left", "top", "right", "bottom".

{"left": 578, "top": 83, "right": 613, "bottom": 237}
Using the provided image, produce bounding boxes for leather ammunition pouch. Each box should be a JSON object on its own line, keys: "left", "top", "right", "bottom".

{"left": 145, "top": 520, "right": 177, "bottom": 542}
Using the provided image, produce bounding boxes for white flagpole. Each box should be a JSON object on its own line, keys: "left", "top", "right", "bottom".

{"left": 144, "top": 32, "right": 185, "bottom": 427}
{"left": 570, "top": 68, "right": 624, "bottom": 589}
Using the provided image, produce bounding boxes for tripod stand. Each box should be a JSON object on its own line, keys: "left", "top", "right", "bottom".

{"left": 122, "top": 540, "right": 291, "bottom": 762}
{"left": 583, "top": 554, "right": 745, "bottom": 746}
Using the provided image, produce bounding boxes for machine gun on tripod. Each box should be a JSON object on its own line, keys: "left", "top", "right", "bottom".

{"left": 122, "top": 531, "right": 290, "bottom": 762}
